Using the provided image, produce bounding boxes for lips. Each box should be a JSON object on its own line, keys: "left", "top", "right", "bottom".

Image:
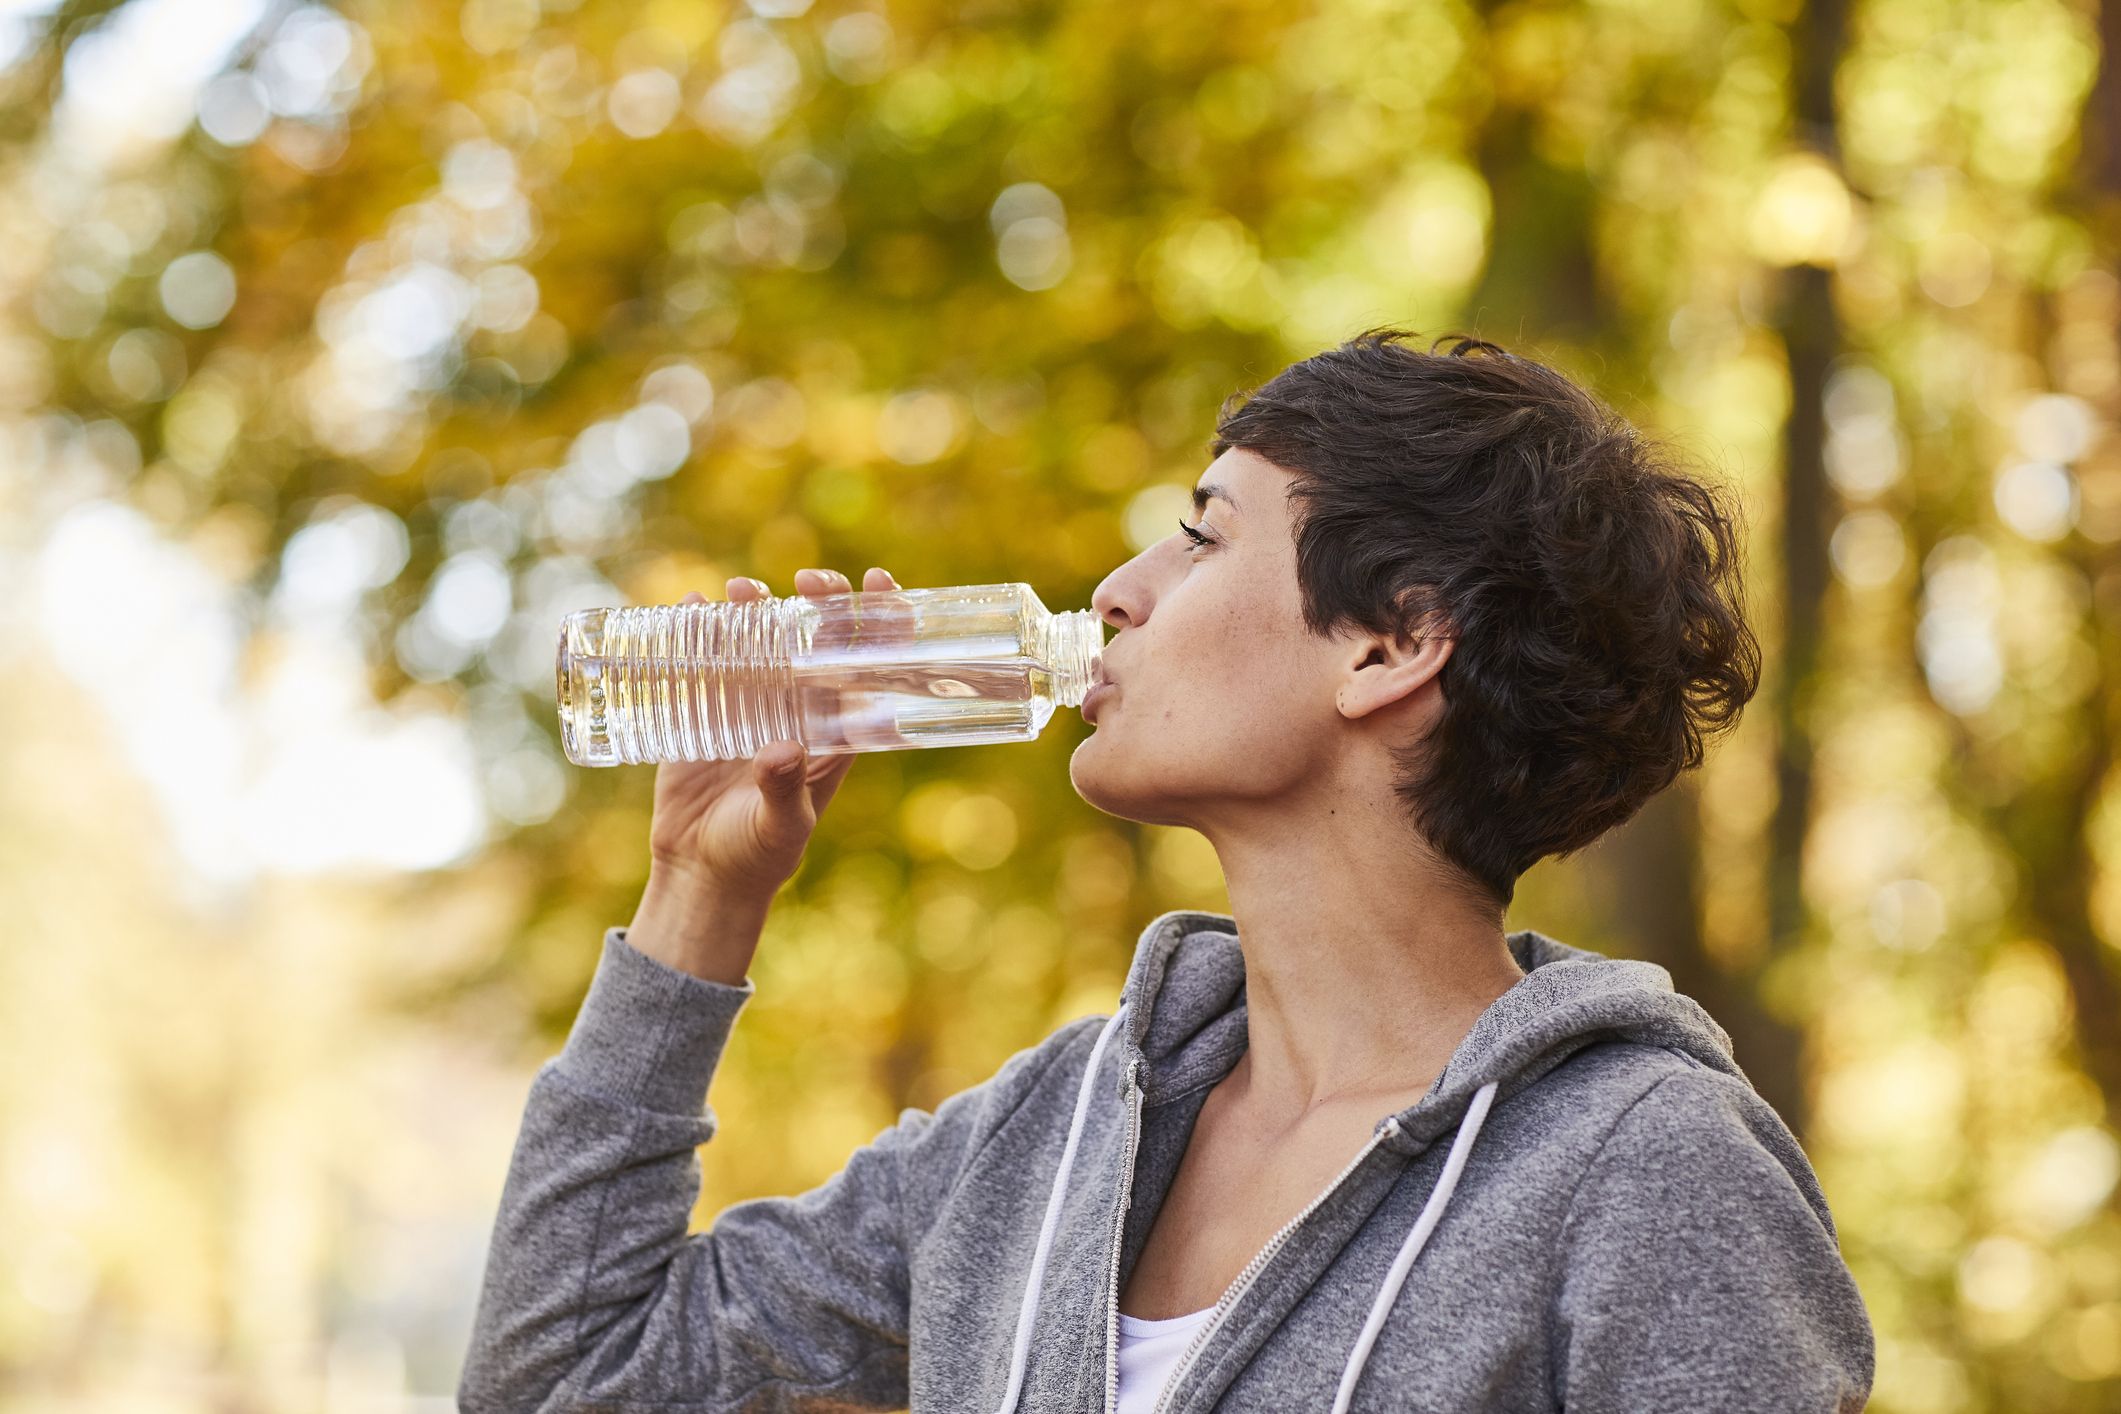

{"left": 1083, "top": 655, "right": 1117, "bottom": 722}
{"left": 1083, "top": 680, "right": 1115, "bottom": 723}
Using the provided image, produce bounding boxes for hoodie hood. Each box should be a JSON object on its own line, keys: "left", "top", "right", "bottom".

{"left": 1110, "top": 909, "right": 1748, "bottom": 1157}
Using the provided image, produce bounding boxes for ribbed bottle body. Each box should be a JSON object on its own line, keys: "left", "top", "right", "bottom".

{"left": 556, "top": 582, "right": 1106, "bottom": 766}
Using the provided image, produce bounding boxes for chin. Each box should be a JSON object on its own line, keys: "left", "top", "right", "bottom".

{"left": 1067, "top": 736, "right": 1130, "bottom": 814}
{"left": 1067, "top": 738, "right": 1179, "bottom": 826}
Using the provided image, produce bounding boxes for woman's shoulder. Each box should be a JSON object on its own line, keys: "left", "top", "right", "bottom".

{"left": 975, "top": 1008, "right": 1119, "bottom": 1107}
{"left": 1535, "top": 1034, "right": 1780, "bottom": 1122}
{"left": 1525, "top": 1039, "right": 1839, "bottom": 1239}
{"left": 888, "top": 1010, "right": 1117, "bottom": 1158}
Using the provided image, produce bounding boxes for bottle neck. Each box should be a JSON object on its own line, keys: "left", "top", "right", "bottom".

{"left": 1043, "top": 607, "right": 1105, "bottom": 706}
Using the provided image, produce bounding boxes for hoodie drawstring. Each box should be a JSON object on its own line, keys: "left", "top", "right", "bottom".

{"left": 996, "top": 1010, "right": 1499, "bottom": 1414}
{"left": 994, "top": 1001, "right": 1132, "bottom": 1414}
{"left": 1330, "top": 1077, "right": 1500, "bottom": 1412}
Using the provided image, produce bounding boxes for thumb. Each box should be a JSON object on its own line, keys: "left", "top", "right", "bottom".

{"left": 754, "top": 742, "right": 812, "bottom": 812}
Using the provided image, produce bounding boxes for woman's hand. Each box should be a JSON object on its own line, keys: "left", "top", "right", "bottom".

{"left": 644, "top": 565, "right": 901, "bottom": 906}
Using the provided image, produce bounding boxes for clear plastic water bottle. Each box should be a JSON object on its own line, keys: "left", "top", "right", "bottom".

{"left": 555, "top": 582, "right": 1107, "bottom": 767}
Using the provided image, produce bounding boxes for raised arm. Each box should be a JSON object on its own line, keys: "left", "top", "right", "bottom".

{"left": 462, "top": 564, "right": 950, "bottom": 1410}
{"left": 459, "top": 914, "right": 913, "bottom": 1410}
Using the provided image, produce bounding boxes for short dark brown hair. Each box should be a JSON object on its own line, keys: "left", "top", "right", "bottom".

{"left": 1211, "top": 329, "right": 1761, "bottom": 910}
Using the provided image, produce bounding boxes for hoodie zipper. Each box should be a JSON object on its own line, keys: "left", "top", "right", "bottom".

{"left": 1142, "top": 1115, "right": 1402, "bottom": 1414}
{"left": 1102, "top": 1055, "right": 1146, "bottom": 1414}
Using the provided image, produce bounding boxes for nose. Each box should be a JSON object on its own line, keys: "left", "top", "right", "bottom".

{"left": 1091, "top": 559, "right": 1140, "bottom": 632}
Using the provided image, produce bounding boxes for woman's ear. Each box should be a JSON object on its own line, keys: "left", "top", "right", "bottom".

{"left": 1338, "top": 628, "right": 1452, "bottom": 719}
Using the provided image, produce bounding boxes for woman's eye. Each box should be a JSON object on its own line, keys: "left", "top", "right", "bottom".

{"left": 1177, "top": 518, "right": 1215, "bottom": 552}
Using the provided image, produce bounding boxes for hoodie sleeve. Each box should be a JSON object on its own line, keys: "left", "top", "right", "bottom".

{"left": 457, "top": 926, "right": 1081, "bottom": 1413}
{"left": 1552, "top": 1067, "right": 1875, "bottom": 1413}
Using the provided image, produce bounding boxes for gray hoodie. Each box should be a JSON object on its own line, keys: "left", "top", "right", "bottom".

{"left": 459, "top": 908, "right": 1875, "bottom": 1412}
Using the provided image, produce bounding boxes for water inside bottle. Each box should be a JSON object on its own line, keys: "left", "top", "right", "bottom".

{"left": 789, "top": 650, "right": 1066, "bottom": 749}
{"left": 558, "top": 599, "right": 1099, "bottom": 765}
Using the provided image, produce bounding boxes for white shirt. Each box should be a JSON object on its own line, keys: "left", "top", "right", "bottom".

{"left": 1114, "top": 1305, "right": 1216, "bottom": 1413}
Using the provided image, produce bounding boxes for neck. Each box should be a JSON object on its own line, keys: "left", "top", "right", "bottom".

{"left": 1196, "top": 796, "right": 1526, "bottom": 1124}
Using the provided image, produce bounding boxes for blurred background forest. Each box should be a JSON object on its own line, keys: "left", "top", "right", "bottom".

{"left": 0, "top": 0, "right": 2116, "bottom": 1408}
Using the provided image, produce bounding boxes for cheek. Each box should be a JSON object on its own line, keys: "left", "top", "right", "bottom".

{"left": 1170, "top": 621, "right": 1322, "bottom": 736}
{"left": 1145, "top": 620, "right": 1250, "bottom": 715}
{"left": 1111, "top": 570, "right": 1316, "bottom": 732}
{"left": 1203, "top": 588, "right": 1308, "bottom": 689}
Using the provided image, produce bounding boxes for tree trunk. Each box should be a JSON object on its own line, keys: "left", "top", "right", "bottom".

{"left": 2006, "top": 0, "right": 2121, "bottom": 1132}
{"left": 1602, "top": 782, "right": 1812, "bottom": 1132}
{"left": 1751, "top": 0, "right": 1852, "bottom": 1141}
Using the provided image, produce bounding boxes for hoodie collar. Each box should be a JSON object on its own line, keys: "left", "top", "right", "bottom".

{"left": 1113, "top": 908, "right": 1745, "bottom": 1157}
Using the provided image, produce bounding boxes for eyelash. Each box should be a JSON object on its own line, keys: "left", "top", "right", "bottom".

{"left": 1177, "top": 518, "right": 1217, "bottom": 552}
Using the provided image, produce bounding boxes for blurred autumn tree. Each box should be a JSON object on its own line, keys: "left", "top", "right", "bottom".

{"left": 2, "top": 0, "right": 2118, "bottom": 1409}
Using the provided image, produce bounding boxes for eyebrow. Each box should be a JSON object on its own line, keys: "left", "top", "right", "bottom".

{"left": 1192, "top": 482, "right": 1239, "bottom": 516}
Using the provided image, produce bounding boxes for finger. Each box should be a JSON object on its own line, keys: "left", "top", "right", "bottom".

{"left": 681, "top": 589, "right": 706, "bottom": 604}
{"left": 793, "top": 567, "right": 852, "bottom": 597}
{"left": 859, "top": 566, "right": 910, "bottom": 643}
{"left": 753, "top": 738, "right": 805, "bottom": 776}
{"left": 726, "top": 576, "right": 770, "bottom": 601}
{"left": 753, "top": 740, "right": 813, "bottom": 818}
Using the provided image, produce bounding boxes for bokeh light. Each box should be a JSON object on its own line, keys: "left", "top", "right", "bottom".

{"left": 0, "top": 0, "right": 2117, "bottom": 1409}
